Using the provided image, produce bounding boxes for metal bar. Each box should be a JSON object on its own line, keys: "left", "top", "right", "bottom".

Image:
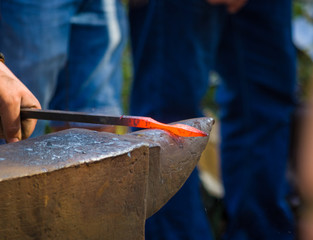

{"left": 20, "top": 108, "right": 122, "bottom": 125}
{"left": 20, "top": 108, "right": 208, "bottom": 137}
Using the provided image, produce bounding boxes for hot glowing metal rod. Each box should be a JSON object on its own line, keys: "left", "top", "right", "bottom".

{"left": 20, "top": 109, "right": 208, "bottom": 137}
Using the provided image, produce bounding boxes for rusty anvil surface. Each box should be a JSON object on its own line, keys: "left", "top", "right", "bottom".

{"left": 0, "top": 117, "right": 213, "bottom": 240}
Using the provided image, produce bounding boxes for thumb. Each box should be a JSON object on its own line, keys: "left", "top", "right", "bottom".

{"left": 0, "top": 101, "right": 22, "bottom": 143}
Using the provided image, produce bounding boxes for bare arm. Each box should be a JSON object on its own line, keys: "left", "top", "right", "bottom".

{"left": 297, "top": 104, "right": 313, "bottom": 240}
{"left": 0, "top": 61, "right": 41, "bottom": 143}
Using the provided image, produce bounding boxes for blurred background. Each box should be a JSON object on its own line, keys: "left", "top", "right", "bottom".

{"left": 120, "top": 1, "right": 313, "bottom": 239}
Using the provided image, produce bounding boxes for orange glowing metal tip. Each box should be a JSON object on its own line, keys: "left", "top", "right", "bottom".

{"left": 20, "top": 109, "right": 208, "bottom": 137}
{"left": 120, "top": 116, "right": 208, "bottom": 137}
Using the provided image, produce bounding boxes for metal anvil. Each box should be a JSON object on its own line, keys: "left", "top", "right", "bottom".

{"left": 0, "top": 117, "right": 213, "bottom": 239}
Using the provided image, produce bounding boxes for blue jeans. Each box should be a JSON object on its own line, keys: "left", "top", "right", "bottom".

{"left": 0, "top": 0, "right": 127, "bottom": 136}
{"left": 129, "top": 0, "right": 296, "bottom": 239}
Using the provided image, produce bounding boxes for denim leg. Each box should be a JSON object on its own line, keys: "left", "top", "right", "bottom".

{"left": 129, "top": 0, "right": 224, "bottom": 123}
{"left": 215, "top": 1, "right": 296, "bottom": 239}
{"left": 129, "top": 1, "right": 224, "bottom": 239}
{"left": 0, "top": 0, "right": 79, "bottom": 136}
{"left": 0, "top": 0, "right": 127, "bottom": 134}
{"left": 49, "top": 0, "right": 128, "bottom": 129}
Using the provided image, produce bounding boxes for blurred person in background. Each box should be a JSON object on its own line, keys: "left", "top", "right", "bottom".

{"left": 291, "top": 2, "right": 313, "bottom": 239}
{"left": 297, "top": 100, "right": 313, "bottom": 240}
{"left": 0, "top": 53, "right": 41, "bottom": 143}
{"left": 0, "top": 0, "right": 128, "bottom": 137}
{"left": 129, "top": 0, "right": 296, "bottom": 239}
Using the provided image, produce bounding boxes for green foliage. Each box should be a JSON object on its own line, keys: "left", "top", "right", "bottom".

{"left": 293, "top": 1, "right": 305, "bottom": 17}
{"left": 121, "top": 43, "right": 133, "bottom": 115}
{"left": 297, "top": 50, "right": 313, "bottom": 102}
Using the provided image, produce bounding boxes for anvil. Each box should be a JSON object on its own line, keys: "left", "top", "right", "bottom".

{"left": 0, "top": 117, "right": 213, "bottom": 239}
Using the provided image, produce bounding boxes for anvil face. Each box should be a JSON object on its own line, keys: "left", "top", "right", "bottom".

{"left": 0, "top": 131, "right": 149, "bottom": 180}
{"left": 0, "top": 117, "right": 213, "bottom": 239}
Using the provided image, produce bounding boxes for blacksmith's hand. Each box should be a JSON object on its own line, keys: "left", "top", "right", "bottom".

{"left": 0, "top": 61, "right": 41, "bottom": 143}
{"left": 207, "top": 0, "right": 248, "bottom": 13}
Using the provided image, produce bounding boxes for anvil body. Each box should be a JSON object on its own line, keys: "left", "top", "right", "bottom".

{"left": 0, "top": 117, "right": 213, "bottom": 239}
